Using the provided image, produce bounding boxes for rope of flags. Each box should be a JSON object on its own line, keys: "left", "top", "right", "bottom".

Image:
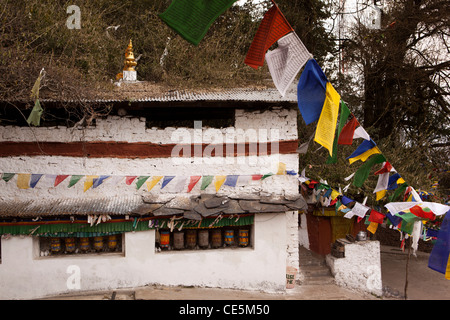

{"left": 2, "top": 0, "right": 447, "bottom": 278}
{"left": 0, "top": 162, "right": 297, "bottom": 193}
{"left": 157, "top": 0, "right": 450, "bottom": 278}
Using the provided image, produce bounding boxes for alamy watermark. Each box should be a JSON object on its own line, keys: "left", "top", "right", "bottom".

{"left": 170, "top": 121, "right": 280, "bottom": 166}
{"left": 66, "top": 265, "right": 81, "bottom": 290}
{"left": 66, "top": 5, "right": 81, "bottom": 29}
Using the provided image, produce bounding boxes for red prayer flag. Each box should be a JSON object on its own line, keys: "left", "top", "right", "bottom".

{"left": 374, "top": 161, "right": 393, "bottom": 175}
{"left": 252, "top": 174, "right": 263, "bottom": 180}
{"left": 338, "top": 117, "right": 359, "bottom": 145}
{"left": 368, "top": 209, "right": 385, "bottom": 224}
{"left": 54, "top": 175, "right": 69, "bottom": 187}
{"left": 410, "top": 205, "right": 436, "bottom": 221}
{"left": 125, "top": 176, "right": 137, "bottom": 185}
{"left": 244, "top": 5, "right": 293, "bottom": 69}
{"left": 187, "top": 176, "right": 201, "bottom": 192}
{"left": 307, "top": 180, "right": 319, "bottom": 189}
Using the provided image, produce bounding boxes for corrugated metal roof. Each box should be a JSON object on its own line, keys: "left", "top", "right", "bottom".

{"left": 0, "top": 196, "right": 143, "bottom": 218}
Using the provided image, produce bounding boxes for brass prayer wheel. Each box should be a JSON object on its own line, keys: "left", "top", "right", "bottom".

{"left": 50, "top": 237, "right": 61, "bottom": 253}
{"left": 93, "top": 236, "right": 104, "bottom": 252}
{"left": 64, "top": 237, "right": 76, "bottom": 253}
{"left": 186, "top": 230, "right": 197, "bottom": 249}
{"left": 211, "top": 229, "right": 222, "bottom": 248}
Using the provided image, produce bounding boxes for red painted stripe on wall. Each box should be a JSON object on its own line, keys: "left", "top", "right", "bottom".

{"left": 0, "top": 140, "right": 298, "bottom": 159}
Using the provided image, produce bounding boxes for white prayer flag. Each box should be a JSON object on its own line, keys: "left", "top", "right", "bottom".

{"left": 265, "top": 32, "right": 312, "bottom": 96}
{"left": 353, "top": 126, "right": 370, "bottom": 140}
{"left": 352, "top": 202, "right": 371, "bottom": 218}
{"left": 161, "top": 176, "right": 187, "bottom": 193}
{"left": 237, "top": 175, "right": 251, "bottom": 186}
{"left": 373, "top": 171, "right": 389, "bottom": 193}
{"left": 344, "top": 202, "right": 370, "bottom": 219}
{"left": 344, "top": 172, "right": 355, "bottom": 181}
{"left": 385, "top": 201, "right": 450, "bottom": 216}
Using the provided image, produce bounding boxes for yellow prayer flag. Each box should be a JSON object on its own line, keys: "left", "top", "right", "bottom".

{"left": 446, "top": 253, "right": 450, "bottom": 280}
{"left": 367, "top": 221, "right": 379, "bottom": 234}
{"left": 277, "top": 162, "right": 286, "bottom": 175}
{"left": 147, "top": 176, "right": 163, "bottom": 191}
{"left": 376, "top": 189, "right": 386, "bottom": 201}
{"left": 348, "top": 146, "right": 381, "bottom": 164}
{"left": 397, "top": 177, "right": 406, "bottom": 185}
{"left": 214, "top": 175, "right": 227, "bottom": 192}
{"left": 84, "top": 175, "right": 98, "bottom": 192}
{"left": 17, "top": 173, "right": 31, "bottom": 189}
{"left": 314, "top": 82, "right": 340, "bottom": 156}
{"left": 331, "top": 189, "right": 340, "bottom": 200}
{"left": 31, "top": 70, "right": 43, "bottom": 100}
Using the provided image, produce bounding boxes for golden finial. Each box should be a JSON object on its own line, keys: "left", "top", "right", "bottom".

{"left": 123, "top": 39, "right": 137, "bottom": 72}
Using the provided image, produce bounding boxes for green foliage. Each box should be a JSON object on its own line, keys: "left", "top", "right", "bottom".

{"left": 0, "top": 0, "right": 267, "bottom": 100}
{"left": 0, "top": 0, "right": 337, "bottom": 101}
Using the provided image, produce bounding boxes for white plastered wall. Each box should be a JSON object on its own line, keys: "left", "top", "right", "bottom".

{"left": 0, "top": 108, "right": 299, "bottom": 200}
{"left": 0, "top": 212, "right": 288, "bottom": 300}
{"left": 0, "top": 107, "right": 300, "bottom": 299}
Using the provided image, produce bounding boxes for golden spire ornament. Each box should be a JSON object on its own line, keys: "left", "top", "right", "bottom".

{"left": 123, "top": 39, "right": 137, "bottom": 72}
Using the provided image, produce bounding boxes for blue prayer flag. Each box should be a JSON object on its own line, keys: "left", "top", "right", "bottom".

{"left": 387, "top": 173, "right": 401, "bottom": 190}
{"left": 224, "top": 175, "right": 239, "bottom": 187}
{"left": 161, "top": 176, "right": 175, "bottom": 189}
{"left": 93, "top": 175, "right": 110, "bottom": 188}
{"left": 386, "top": 212, "right": 402, "bottom": 226}
{"left": 29, "top": 174, "right": 43, "bottom": 188}
{"left": 297, "top": 59, "right": 328, "bottom": 125}
{"left": 341, "top": 196, "right": 354, "bottom": 206}
{"left": 346, "top": 139, "right": 377, "bottom": 160}
{"left": 428, "top": 211, "right": 450, "bottom": 274}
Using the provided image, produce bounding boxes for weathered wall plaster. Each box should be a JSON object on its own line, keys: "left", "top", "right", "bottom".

{"left": 326, "top": 240, "right": 383, "bottom": 296}
{"left": 0, "top": 213, "right": 289, "bottom": 300}
{"left": 0, "top": 107, "right": 301, "bottom": 299}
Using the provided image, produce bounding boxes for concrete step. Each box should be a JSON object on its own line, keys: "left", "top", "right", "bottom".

{"left": 299, "top": 246, "right": 327, "bottom": 266}
{"left": 301, "top": 276, "right": 335, "bottom": 285}
{"left": 298, "top": 246, "right": 335, "bottom": 285}
{"left": 301, "top": 265, "right": 332, "bottom": 278}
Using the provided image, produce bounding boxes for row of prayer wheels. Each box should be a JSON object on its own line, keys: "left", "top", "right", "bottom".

{"left": 49, "top": 235, "right": 119, "bottom": 254}
{"left": 159, "top": 228, "right": 250, "bottom": 250}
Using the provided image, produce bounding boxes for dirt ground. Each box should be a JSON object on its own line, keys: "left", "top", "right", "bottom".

{"left": 380, "top": 245, "right": 450, "bottom": 300}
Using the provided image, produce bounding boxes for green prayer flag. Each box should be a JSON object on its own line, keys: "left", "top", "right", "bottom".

{"left": 399, "top": 219, "right": 415, "bottom": 234}
{"left": 395, "top": 210, "right": 418, "bottom": 224}
{"left": 335, "top": 200, "right": 342, "bottom": 214}
{"left": 261, "top": 173, "right": 274, "bottom": 180}
{"left": 27, "top": 99, "right": 43, "bottom": 126}
{"left": 68, "top": 175, "right": 83, "bottom": 188}
{"left": 136, "top": 176, "right": 150, "bottom": 190}
{"left": 317, "top": 183, "right": 330, "bottom": 190}
{"left": 327, "top": 101, "right": 351, "bottom": 164}
{"left": 159, "top": 0, "right": 237, "bottom": 45}
{"left": 201, "top": 175, "right": 214, "bottom": 190}
{"left": 389, "top": 182, "right": 409, "bottom": 202}
{"left": 353, "top": 153, "right": 386, "bottom": 188}
{"left": 2, "top": 173, "right": 15, "bottom": 182}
